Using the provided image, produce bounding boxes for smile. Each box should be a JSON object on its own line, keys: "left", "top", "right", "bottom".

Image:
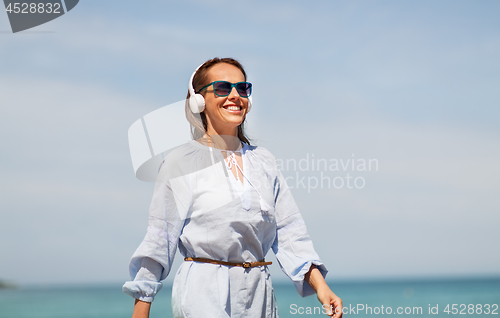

{"left": 223, "top": 105, "right": 242, "bottom": 111}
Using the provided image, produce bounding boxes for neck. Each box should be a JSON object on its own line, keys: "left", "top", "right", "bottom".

{"left": 204, "top": 123, "right": 242, "bottom": 151}
{"left": 203, "top": 133, "right": 241, "bottom": 151}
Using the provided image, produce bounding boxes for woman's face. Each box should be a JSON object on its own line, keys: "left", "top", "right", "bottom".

{"left": 202, "top": 63, "right": 249, "bottom": 136}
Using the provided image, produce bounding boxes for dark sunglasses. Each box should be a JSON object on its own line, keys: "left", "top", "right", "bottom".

{"left": 198, "top": 81, "right": 252, "bottom": 98}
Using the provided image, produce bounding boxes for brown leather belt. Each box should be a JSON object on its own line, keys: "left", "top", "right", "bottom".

{"left": 184, "top": 257, "right": 272, "bottom": 268}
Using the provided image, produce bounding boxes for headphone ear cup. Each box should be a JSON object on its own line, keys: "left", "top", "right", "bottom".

{"left": 247, "top": 95, "right": 252, "bottom": 113}
{"left": 189, "top": 94, "right": 205, "bottom": 113}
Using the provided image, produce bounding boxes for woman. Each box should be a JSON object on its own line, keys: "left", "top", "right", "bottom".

{"left": 123, "top": 57, "right": 342, "bottom": 318}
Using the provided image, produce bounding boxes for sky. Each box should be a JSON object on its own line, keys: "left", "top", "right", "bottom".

{"left": 0, "top": 0, "right": 499, "bottom": 287}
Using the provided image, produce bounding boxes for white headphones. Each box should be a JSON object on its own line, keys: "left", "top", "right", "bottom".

{"left": 187, "top": 63, "right": 252, "bottom": 114}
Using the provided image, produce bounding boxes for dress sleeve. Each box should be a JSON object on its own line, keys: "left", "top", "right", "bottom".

{"left": 122, "top": 158, "right": 189, "bottom": 302}
{"left": 271, "top": 168, "right": 328, "bottom": 297}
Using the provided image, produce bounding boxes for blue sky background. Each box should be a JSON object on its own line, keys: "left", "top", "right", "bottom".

{"left": 1, "top": 0, "right": 499, "bottom": 286}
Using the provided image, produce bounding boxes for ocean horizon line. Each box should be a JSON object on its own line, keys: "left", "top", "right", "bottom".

{"left": 5, "top": 274, "right": 500, "bottom": 291}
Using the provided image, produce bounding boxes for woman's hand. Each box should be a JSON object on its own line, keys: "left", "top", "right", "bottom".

{"left": 132, "top": 299, "right": 151, "bottom": 318}
{"left": 305, "top": 265, "right": 343, "bottom": 317}
{"left": 316, "top": 285, "right": 343, "bottom": 317}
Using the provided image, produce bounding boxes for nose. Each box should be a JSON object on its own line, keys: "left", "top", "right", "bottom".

{"left": 227, "top": 86, "right": 240, "bottom": 100}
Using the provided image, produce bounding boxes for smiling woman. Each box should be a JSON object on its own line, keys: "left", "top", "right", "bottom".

{"left": 193, "top": 62, "right": 250, "bottom": 142}
{"left": 122, "top": 57, "right": 342, "bottom": 318}
{"left": 185, "top": 57, "right": 252, "bottom": 145}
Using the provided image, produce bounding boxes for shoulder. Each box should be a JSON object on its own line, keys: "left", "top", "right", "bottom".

{"left": 245, "top": 143, "right": 275, "bottom": 159}
{"left": 158, "top": 141, "right": 206, "bottom": 179}
{"left": 163, "top": 141, "right": 199, "bottom": 164}
{"left": 244, "top": 143, "right": 280, "bottom": 174}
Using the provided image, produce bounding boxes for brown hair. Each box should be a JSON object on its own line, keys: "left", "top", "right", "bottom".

{"left": 185, "top": 57, "right": 251, "bottom": 145}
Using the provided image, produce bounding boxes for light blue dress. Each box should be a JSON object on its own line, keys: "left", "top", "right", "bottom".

{"left": 123, "top": 140, "right": 327, "bottom": 317}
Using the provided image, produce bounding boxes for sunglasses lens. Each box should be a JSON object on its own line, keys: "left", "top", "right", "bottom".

{"left": 236, "top": 82, "right": 252, "bottom": 97}
{"left": 211, "top": 81, "right": 252, "bottom": 97}
{"left": 213, "top": 82, "right": 231, "bottom": 96}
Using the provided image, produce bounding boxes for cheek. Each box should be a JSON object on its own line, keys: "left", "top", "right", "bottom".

{"left": 204, "top": 97, "right": 225, "bottom": 117}
{"left": 203, "top": 96, "right": 216, "bottom": 110}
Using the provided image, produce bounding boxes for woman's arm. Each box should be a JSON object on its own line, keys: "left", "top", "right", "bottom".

{"left": 132, "top": 299, "right": 151, "bottom": 318}
{"left": 305, "top": 265, "right": 343, "bottom": 318}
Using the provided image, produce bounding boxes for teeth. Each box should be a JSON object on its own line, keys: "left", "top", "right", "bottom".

{"left": 226, "top": 106, "right": 240, "bottom": 111}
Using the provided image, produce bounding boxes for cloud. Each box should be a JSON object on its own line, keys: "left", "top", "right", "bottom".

{"left": 0, "top": 75, "right": 158, "bottom": 284}
{"left": 1, "top": 0, "right": 499, "bottom": 285}
{"left": 252, "top": 115, "right": 500, "bottom": 279}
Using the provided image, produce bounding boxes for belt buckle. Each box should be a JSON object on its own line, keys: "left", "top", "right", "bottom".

{"left": 242, "top": 262, "right": 251, "bottom": 268}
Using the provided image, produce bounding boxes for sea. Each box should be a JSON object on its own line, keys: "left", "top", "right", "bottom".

{"left": 1, "top": 278, "right": 499, "bottom": 318}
